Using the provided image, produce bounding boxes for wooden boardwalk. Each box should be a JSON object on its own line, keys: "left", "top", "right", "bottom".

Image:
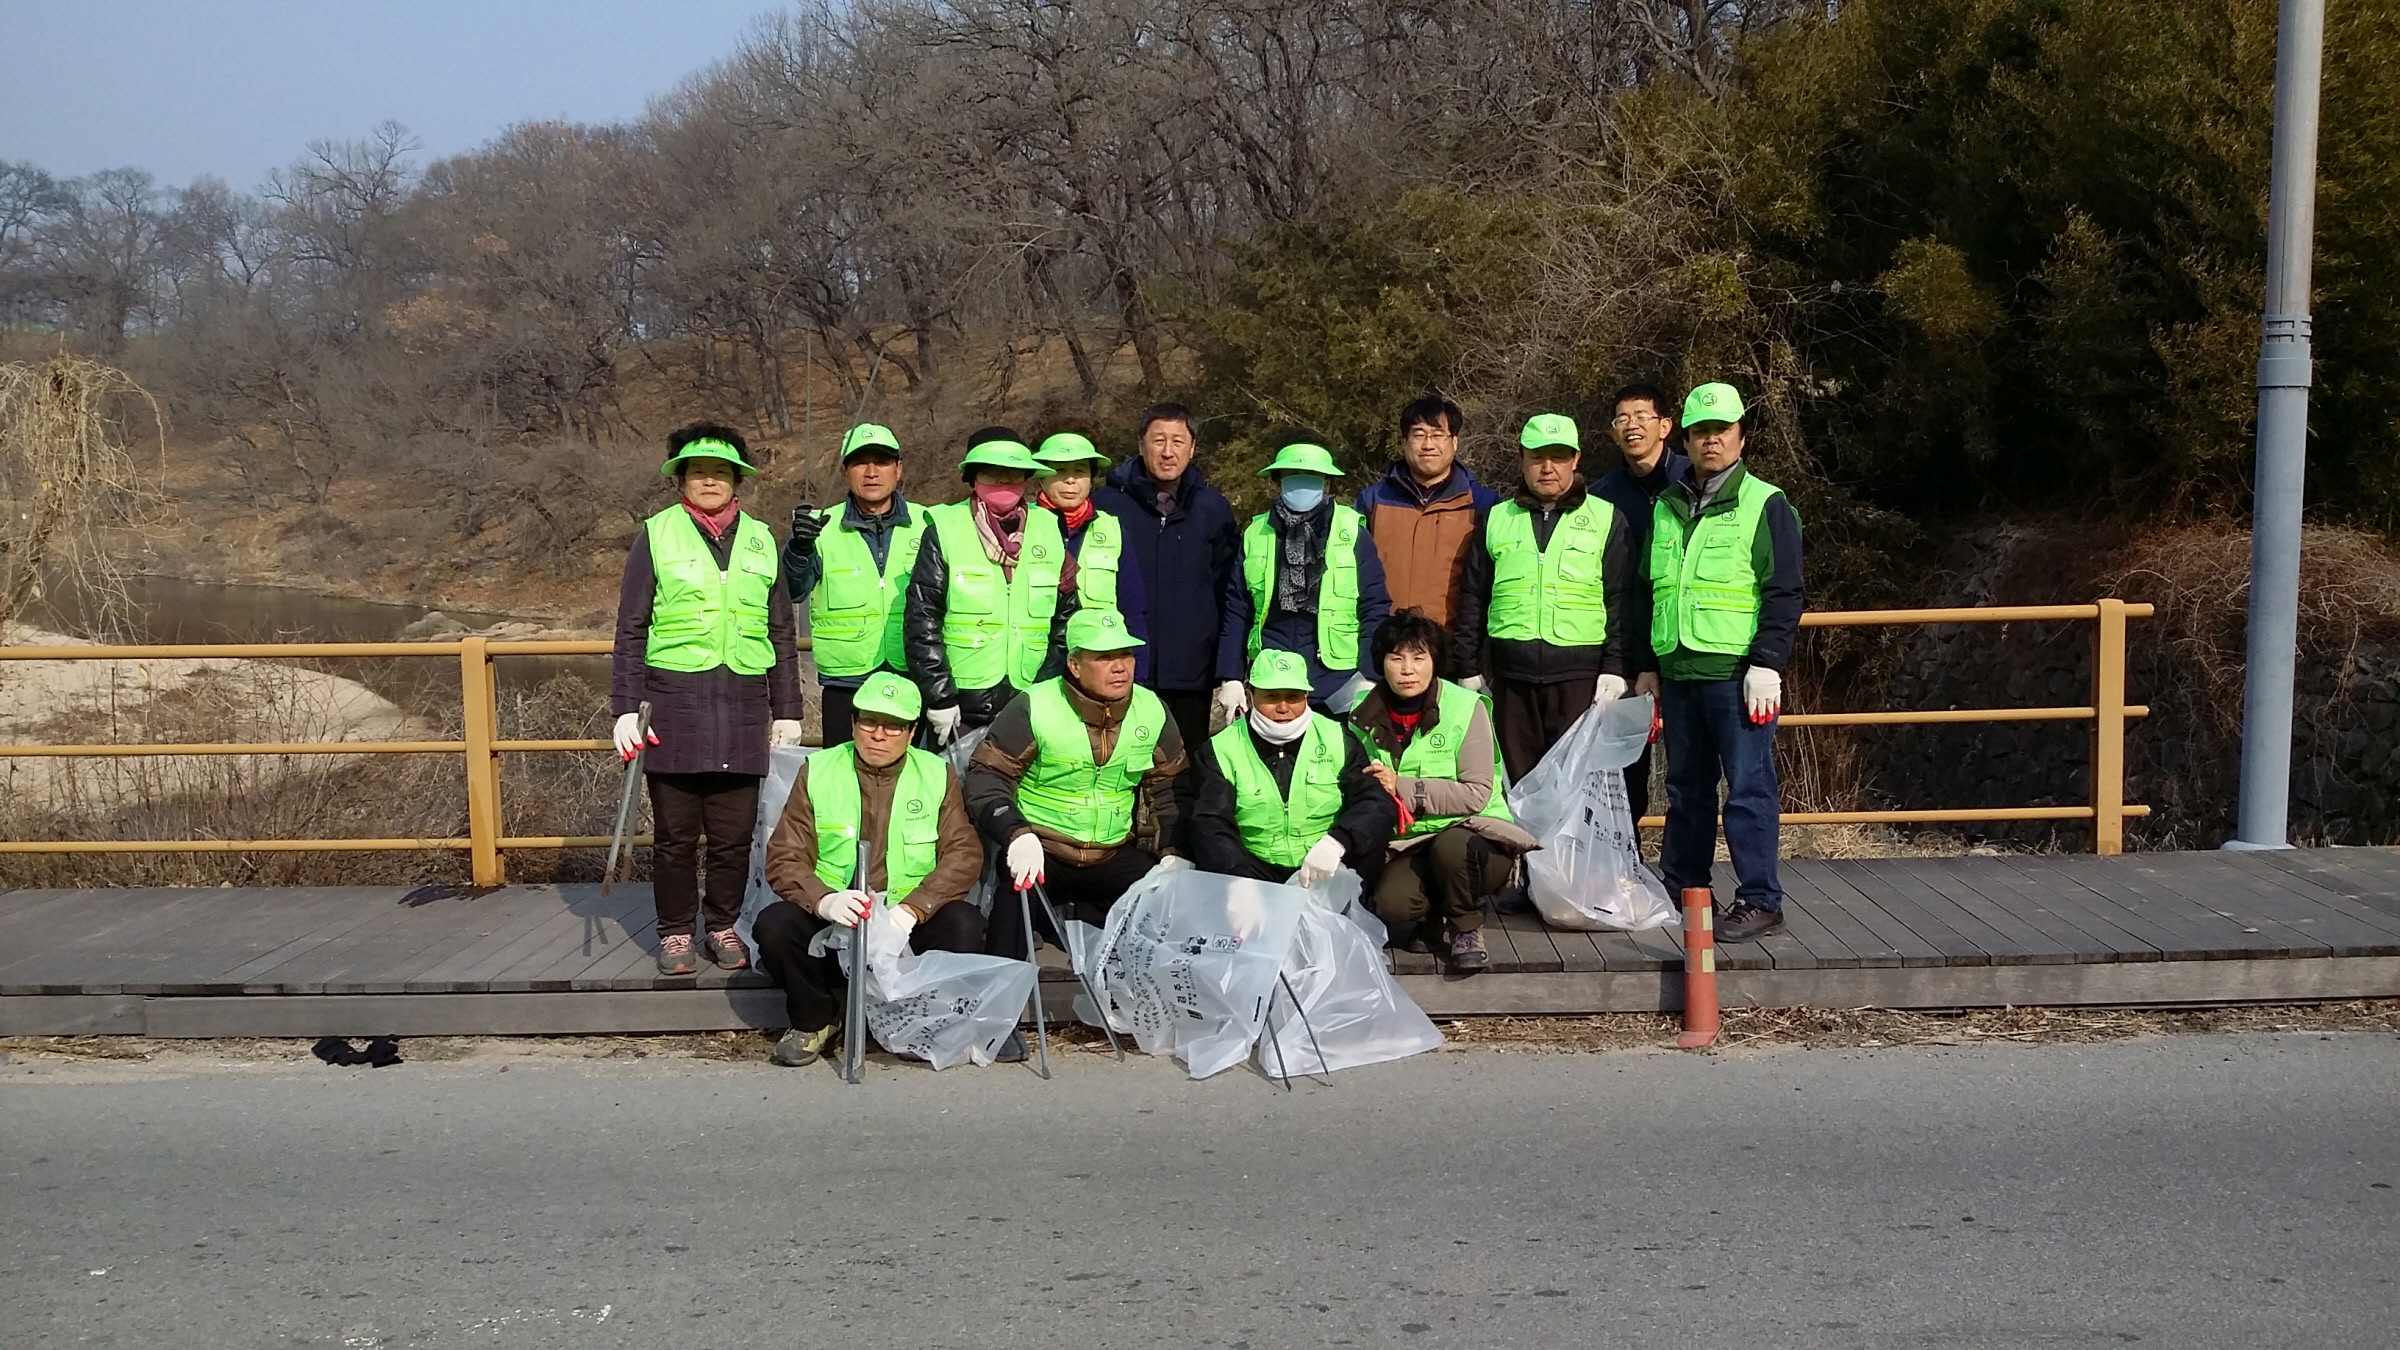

{"left": 2, "top": 849, "right": 2396, "bottom": 1037}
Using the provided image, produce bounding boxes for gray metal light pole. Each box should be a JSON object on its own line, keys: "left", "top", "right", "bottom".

{"left": 2227, "top": 0, "right": 2327, "bottom": 851}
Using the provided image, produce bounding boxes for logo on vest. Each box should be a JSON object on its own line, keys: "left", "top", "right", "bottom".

{"left": 1029, "top": 544, "right": 1050, "bottom": 561}
{"left": 1133, "top": 724, "right": 1153, "bottom": 742}
{"left": 905, "top": 799, "right": 926, "bottom": 816}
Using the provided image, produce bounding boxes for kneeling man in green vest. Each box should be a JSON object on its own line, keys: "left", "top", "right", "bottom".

{"left": 754, "top": 672, "right": 987, "bottom": 1068}
{"left": 966, "top": 609, "right": 1191, "bottom": 991}
{"left": 1192, "top": 649, "right": 1397, "bottom": 887}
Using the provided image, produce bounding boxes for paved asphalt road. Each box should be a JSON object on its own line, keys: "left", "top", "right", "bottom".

{"left": 3, "top": 1033, "right": 2395, "bottom": 1349}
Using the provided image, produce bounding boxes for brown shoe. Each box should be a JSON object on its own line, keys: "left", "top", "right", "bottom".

{"left": 706, "top": 928, "right": 749, "bottom": 969}
{"left": 656, "top": 932, "right": 697, "bottom": 975}
{"left": 1448, "top": 928, "right": 1490, "bottom": 973}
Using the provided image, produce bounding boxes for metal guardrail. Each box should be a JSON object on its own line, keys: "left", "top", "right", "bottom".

{"left": 0, "top": 601, "right": 2154, "bottom": 880}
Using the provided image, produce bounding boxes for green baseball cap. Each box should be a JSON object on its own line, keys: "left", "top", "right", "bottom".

{"left": 1681, "top": 382, "right": 1746, "bottom": 427}
{"left": 1034, "top": 432, "right": 1107, "bottom": 469}
{"left": 841, "top": 423, "right": 901, "bottom": 459}
{"left": 1258, "top": 442, "right": 1343, "bottom": 478}
{"left": 1246, "top": 648, "right": 1312, "bottom": 692}
{"left": 1519, "top": 413, "right": 1581, "bottom": 453}
{"left": 659, "top": 436, "right": 760, "bottom": 479}
{"left": 958, "top": 438, "right": 1040, "bottom": 476}
{"left": 1064, "top": 607, "right": 1144, "bottom": 653}
{"left": 850, "top": 670, "right": 923, "bottom": 723}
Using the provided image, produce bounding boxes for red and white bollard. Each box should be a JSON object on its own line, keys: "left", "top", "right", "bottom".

{"left": 1674, "top": 886, "right": 1720, "bottom": 1050}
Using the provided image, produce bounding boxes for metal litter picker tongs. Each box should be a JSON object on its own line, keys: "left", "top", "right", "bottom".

{"left": 1017, "top": 879, "right": 1125, "bottom": 1079}
{"left": 840, "top": 837, "right": 874, "bottom": 1085}
{"left": 601, "top": 701, "right": 653, "bottom": 898}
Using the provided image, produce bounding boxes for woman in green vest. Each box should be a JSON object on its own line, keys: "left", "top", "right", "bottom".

{"left": 1348, "top": 609, "right": 1536, "bottom": 973}
{"left": 782, "top": 422, "right": 923, "bottom": 747}
{"left": 1214, "top": 439, "right": 1394, "bottom": 718}
{"left": 1192, "top": 648, "right": 1396, "bottom": 887}
{"left": 1033, "top": 431, "right": 1152, "bottom": 684}
{"left": 610, "top": 423, "right": 804, "bottom": 975}
{"left": 902, "top": 427, "right": 1070, "bottom": 743}
{"left": 754, "top": 672, "right": 986, "bottom": 1068}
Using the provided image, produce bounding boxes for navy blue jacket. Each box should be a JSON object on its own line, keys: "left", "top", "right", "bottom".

{"left": 1590, "top": 449, "right": 1688, "bottom": 557}
{"left": 1094, "top": 460, "right": 1244, "bottom": 692}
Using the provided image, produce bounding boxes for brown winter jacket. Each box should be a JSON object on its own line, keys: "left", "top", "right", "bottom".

{"left": 1354, "top": 461, "right": 1501, "bottom": 627}
{"left": 963, "top": 675, "right": 1190, "bottom": 864}
{"left": 761, "top": 750, "right": 982, "bottom": 922}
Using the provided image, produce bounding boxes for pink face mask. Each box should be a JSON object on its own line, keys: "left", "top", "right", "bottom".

{"left": 973, "top": 481, "right": 1027, "bottom": 514}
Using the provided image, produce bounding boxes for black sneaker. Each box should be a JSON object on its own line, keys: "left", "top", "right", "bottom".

{"left": 1717, "top": 903, "right": 1785, "bottom": 943}
{"left": 994, "top": 1030, "right": 1029, "bottom": 1064}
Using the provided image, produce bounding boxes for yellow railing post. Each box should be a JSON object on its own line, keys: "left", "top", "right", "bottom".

{"left": 459, "top": 636, "right": 505, "bottom": 885}
{"left": 2092, "top": 598, "right": 2129, "bottom": 855}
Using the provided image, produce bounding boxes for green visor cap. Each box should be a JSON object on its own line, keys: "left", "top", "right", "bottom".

{"left": 850, "top": 670, "right": 923, "bottom": 723}
{"left": 1064, "top": 608, "right": 1144, "bottom": 653}
{"left": 959, "top": 439, "right": 1041, "bottom": 475}
{"left": 1034, "top": 432, "right": 1106, "bottom": 468}
{"left": 1258, "top": 442, "right": 1343, "bottom": 478}
{"left": 841, "top": 423, "right": 901, "bottom": 459}
{"left": 659, "top": 437, "right": 760, "bottom": 479}
{"left": 1519, "top": 413, "right": 1581, "bottom": 452}
{"left": 1247, "top": 648, "right": 1312, "bottom": 692}
{"left": 1681, "top": 382, "right": 1747, "bottom": 427}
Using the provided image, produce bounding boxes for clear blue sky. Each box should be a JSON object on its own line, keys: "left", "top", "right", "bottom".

{"left": 0, "top": 0, "right": 786, "bottom": 190}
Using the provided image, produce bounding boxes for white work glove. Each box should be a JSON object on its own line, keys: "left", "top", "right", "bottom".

{"left": 1156, "top": 854, "right": 1194, "bottom": 875}
{"left": 1295, "top": 836, "right": 1344, "bottom": 888}
{"left": 612, "top": 712, "right": 656, "bottom": 762}
{"left": 872, "top": 902, "right": 917, "bottom": 943}
{"left": 769, "top": 718, "right": 806, "bottom": 748}
{"left": 1594, "top": 673, "right": 1627, "bottom": 706}
{"left": 1213, "top": 680, "right": 1248, "bottom": 724}
{"left": 1458, "top": 675, "right": 1486, "bottom": 696}
{"left": 924, "top": 704, "right": 962, "bottom": 746}
{"left": 1006, "top": 833, "right": 1046, "bottom": 891}
{"left": 814, "top": 888, "right": 870, "bottom": 927}
{"left": 1742, "top": 666, "right": 1783, "bottom": 724}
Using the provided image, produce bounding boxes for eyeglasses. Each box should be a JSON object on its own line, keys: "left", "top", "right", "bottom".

{"left": 1609, "top": 412, "right": 1666, "bottom": 426}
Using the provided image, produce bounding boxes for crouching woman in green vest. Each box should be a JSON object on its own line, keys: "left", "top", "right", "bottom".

{"left": 1348, "top": 609, "right": 1537, "bottom": 974}
{"left": 903, "top": 429, "right": 1071, "bottom": 744}
{"left": 754, "top": 672, "right": 986, "bottom": 1068}
{"left": 611, "top": 423, "right": 804, "bottom": 976}
{"left": 1192, "top": 648, "right": 1396, "bottom": 888}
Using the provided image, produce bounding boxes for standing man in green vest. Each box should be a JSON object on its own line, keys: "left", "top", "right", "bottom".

{"left": 754, "top": 671, "right": 986, "bottom": 1068}
{"left": 966, "top": 608, "right": 1189, "bottom": 978}
{"left": 783, "top": 423, "right": 923, "bottom": 748}
{"left": 1215, "top": 439, "right": 1394, "bottom": 716}
{"left": 611, "top": 422, "right": 805, "bottom": 975}
{"left": 1649, "top": 383, "right": 1804, "bottom": 943}
{"left": 1033, "top": 431, "right": 1152, "bottom": 684}
{"left": 903, "top": 428, "right": 1069, "bottom": 743}
{"left": 1450, "top": 413, "right": 1647, "bottom": 781}
{"left": 1192, "top": 649, "right": 1396, "bottom": 886}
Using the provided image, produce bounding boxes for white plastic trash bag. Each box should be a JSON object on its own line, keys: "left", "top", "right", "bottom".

{"left": 1073, "top": 864, "right": 1306, "bottom": 1079}
{"left": 736, "top": 745, "right": 816, "bottom": 955}
{"left": 1510, "top": 697, "right": 1674, "bottom": 932}
{"left": 812, "top": 907, "right": 1036, "bottom": 1070}
{"left": 1255, "top": 871, "right": 1442, "bottom": 1079}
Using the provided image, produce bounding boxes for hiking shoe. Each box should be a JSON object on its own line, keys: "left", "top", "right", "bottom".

{"left": 994, "top": 1030, "right": 1029, "bottom": 1064}
{"left": 771, "top": 1025, "right": 837, "bottom": 1068}
{"left": 1717, "top": 902, "right": 1785, "bottom": 943}
{"left": 1448, "top": 928, "right": 1491, "bottom": 974}
{"left": 706, "top": 928, "right": 749, "bottom": 970}
{"left": 656, "top": 932, "right": 697, "bottom": 975}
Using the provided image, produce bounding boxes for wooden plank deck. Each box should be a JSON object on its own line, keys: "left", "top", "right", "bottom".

{"left": 1, "top": 850, "right": 2396, "bottom": 1036}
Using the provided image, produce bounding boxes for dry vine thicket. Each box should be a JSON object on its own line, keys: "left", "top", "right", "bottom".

{"left": 0, "top": 354, "right": 164, "bottom": 634}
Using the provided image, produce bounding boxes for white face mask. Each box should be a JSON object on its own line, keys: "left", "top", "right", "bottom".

{"left": 1249, "top": 705, "right": 1312, "bottom": 744}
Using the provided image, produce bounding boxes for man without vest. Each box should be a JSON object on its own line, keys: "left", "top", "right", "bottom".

{"left": 1215, "top": 439, "right": 1394, "bottom": 719}
{"left": 967, "top": 608, "right": 1189, "bottom": 956}
{"left": 903, "top": 429, "right": 1071, "bottom": 743}
{"left": 783, "top": 423, "right": 922, "bottom": 748}
{"left": 1650, "top": 383, "right": 1804, "bottom": 943}
{"left": 1033, "top": 431, "right": 1151, "bottom": 683}
{"left": 1092, "top": 403, "right": 1244, "bottom": 752}
{"left": 1192, "top": 649, "right": 1396, "bottom": 886}
{"left": 610, "top": 423, "right": 804, "bottom": 975}
{"left": 1450, "top": 413, "right": 1647, "bottom": 782}
{"left": 1353, "top": 393, "right": 1499, "bottom": 627}
{"left": 754, "top": 672, "right": 985, "bottom": 1068}
{"left": 1595, "top": 383, "right": 1691, "bottom": 836}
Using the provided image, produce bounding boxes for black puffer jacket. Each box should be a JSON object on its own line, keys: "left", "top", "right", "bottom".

{"left": 902, "top": 512, "right": 1070, "bottom": 729}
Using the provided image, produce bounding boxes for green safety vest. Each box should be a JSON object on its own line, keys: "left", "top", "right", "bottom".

{"left": 643, "top": 506, "right": 779, "bottom": 675}
{"left": 808, "top": 505, "right": 925, "bottom": 678}
{"left": 1651, "top": 470, "right": 1788, "bottom": 659}
{"left": 1211, "top": 715, "right": 1348, "bottom": 868}
{"left": 1015, "top": 678, "right": 1167, "bottom": 847}
{"left": 927, "top": 502, "right": 1064, "bottom": 691}
{"left": 1072, "top": 509, "right": 1123, "bottom": 614}
{"left": 1485, "top": 495, "right": 1615, "bottom": 647}
{"left": 1352, "top": 679, "right": 1515, "bottom": 837}
{"left": 1241, "top": 505, "right": 1364, "bottom": 671}
{"left": 803, "top": 743, "right": 948, "bottom": 902}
